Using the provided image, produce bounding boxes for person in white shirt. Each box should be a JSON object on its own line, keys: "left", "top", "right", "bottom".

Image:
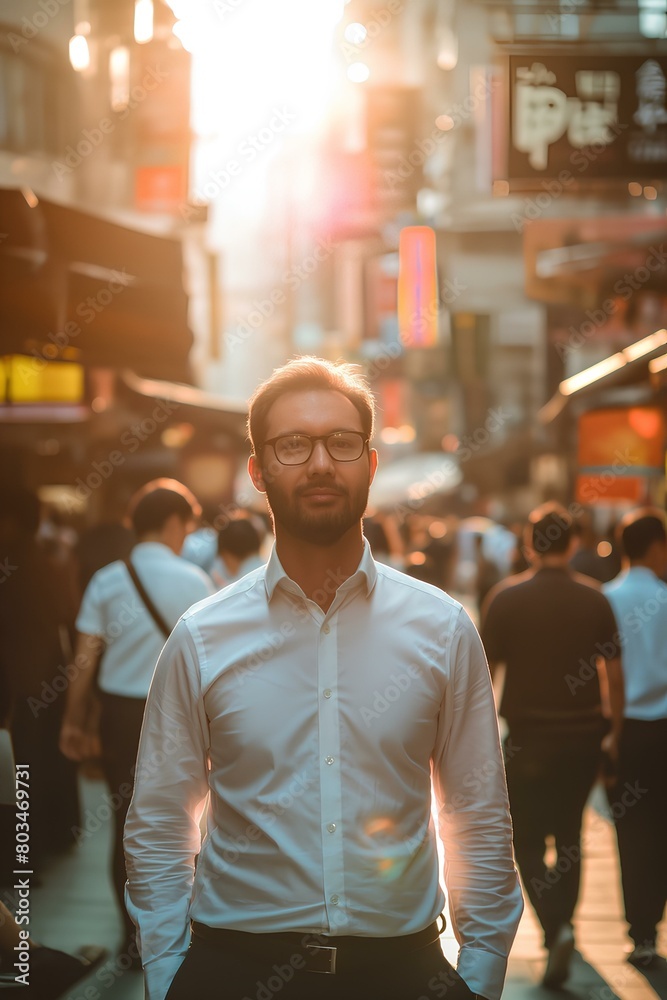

{"left": 59, "top": 480, "right": 215, "bottom": 966}
{"left": 124, "top": 359, "right": 523, "bottom": 1000}
{"left": 602, "top": 508, "right": 667, "bottom": 967}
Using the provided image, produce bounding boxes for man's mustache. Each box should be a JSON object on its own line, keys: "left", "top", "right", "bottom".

{"left": 296, "top": 482, "right": 347, "bottom": 496}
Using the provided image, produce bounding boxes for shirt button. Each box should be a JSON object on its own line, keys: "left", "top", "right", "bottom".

{"left": 323, "top": 689, "right": 332, "bottom": 699}
{"left": 325, "top": 756, "right": 335, "bottom": 765}
{"left": 322, "top": 624, "right": 330, "bottom": 634}
{"left": 330, "top": 894, "right": 339, "bottom": 905}
{"left": 327, "top": 823, "right": 336, "bottom": 833}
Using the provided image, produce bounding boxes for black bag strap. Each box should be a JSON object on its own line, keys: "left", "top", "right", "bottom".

{"left": 123, "top": 558, "right": 171, "bottom": 639}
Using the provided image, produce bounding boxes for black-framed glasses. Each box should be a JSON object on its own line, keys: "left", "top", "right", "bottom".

{"left": 261, "top": 431, "right": 369, "bottom": 466}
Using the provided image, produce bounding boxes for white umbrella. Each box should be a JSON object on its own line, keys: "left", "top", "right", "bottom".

{"left": 369, "top": 453, "right": 462, "bottom": 511}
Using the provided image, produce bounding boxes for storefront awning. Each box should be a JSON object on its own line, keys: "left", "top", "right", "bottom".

{"left": 539, "top": 330, "right": 667, "bottom": 422}
{"left": 120, "top": 370, "right": 248, "bottom": 439}
{"left": 0, "top": 188, "right": 194, "bottom": 382}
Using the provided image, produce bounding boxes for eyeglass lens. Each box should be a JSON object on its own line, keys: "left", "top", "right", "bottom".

{"left": 274, "top": 433, "right": 364, "bottom": 464}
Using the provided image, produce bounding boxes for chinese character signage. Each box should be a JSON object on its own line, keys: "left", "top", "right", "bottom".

{"left": 509, "top": 56, "right": 667, "bottom": 183}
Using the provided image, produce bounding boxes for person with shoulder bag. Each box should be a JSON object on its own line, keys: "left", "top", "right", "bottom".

{"left": 59, "top": 479, "right": 215, "bottom": 966}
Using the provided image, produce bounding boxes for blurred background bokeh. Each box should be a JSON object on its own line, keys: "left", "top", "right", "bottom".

{"left": 1, "top": 0, "right": 667, "bottom": 587}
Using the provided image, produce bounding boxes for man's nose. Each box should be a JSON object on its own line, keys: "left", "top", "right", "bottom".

{"left": 307, "top": 439, "right": 335, "bottom": 473}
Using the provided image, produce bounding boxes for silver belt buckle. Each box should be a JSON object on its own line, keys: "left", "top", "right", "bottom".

{"left": 307, "top": 945, "right": 337, "bottom": 974}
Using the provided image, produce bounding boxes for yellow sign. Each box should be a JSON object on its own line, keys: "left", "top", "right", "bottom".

{"left": 1, "top": 356, "right": 84, "bottom": 403}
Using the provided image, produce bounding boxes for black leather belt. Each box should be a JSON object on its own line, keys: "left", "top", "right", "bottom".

{"left": 191, "top": 919, "right": 443, "bottom": 975}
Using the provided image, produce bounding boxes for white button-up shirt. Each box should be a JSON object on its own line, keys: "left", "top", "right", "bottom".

{"left": 125, "top": 542, "right": 523, "bottom": 1000}
{"left": 76, "top": 542, "right": 215, "bottom": 698}
{"left": 603, "top": 566, "right": 667, "bottom": 721}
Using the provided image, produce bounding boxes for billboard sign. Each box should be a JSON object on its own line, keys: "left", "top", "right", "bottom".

{"left": 509, "top": 56, "right": 667, "bottom": 184}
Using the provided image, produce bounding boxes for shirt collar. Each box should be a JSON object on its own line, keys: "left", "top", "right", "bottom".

{"left": 264, "top": 538, "right": 378, "bottom": 603}
{"left": 625, "top": 565, "right": 660, "bottom": 582}
{"left": 132, "top": 541, "right": 175, "bottom": 556}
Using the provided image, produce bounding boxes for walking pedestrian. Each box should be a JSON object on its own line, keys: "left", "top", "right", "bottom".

{"left": 125, "top": 357, "right": 523, "bottom": 1000}
{"left": 482, "top": 502, "right": 624, "bottom": 988}
{"left": 602, "top": 508, "right": 667, "bottom": 966}
{"left": 59, "top": 480, "right": 215, "bottom": 965}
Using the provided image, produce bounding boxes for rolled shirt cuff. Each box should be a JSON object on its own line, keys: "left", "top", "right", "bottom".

{"left": 143, "top": 954, "right": 188, "bottom": 1000}
{"left": 457, "top": 947, "right": 508, "bottom": 1000}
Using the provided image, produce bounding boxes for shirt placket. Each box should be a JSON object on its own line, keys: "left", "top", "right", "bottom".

{"left": 317, "top": 610, "right": 345, "bottom": 930}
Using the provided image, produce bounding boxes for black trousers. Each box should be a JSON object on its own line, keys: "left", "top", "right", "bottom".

{"left": 165, "top": 933, "right": 475, "bottom": 1000}
{"left": 504, "top": 725, "right": 603, "bottom": 948}
{"left": 99, "top": 691, "right": 146, "bottom": 942}
{"left": 608, "top": 717, "right": 667, "bottom": 946}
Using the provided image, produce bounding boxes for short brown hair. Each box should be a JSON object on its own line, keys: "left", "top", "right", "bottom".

{"left": 526, "top": 501, "right": 574, "bottom": 555}
{"left": 247, "top": 356, "right": 375, "bottom": 455}
{"left": 126, "top": 479, "right": 201, "bottom": 537}
{"left": 616, "top": 507, "right": 666, "bottom": 560}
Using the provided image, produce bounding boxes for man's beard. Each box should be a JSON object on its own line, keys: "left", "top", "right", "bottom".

{"left": 263, "top": 477, "right": 371, "bottom": 545}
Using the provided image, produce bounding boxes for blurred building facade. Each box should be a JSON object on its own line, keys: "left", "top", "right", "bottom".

{"left": 0, "top": 0, "right": 247, "bottom": 519}
{"left": 1, "top": 0, "right": 666, "bottom": 521}
{"left": 195, "top": 0, "right": 667, "bottom": 518}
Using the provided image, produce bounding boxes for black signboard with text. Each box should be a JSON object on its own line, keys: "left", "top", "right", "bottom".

{"left": 508, "top": 55, "right": 667, "bottom": 184}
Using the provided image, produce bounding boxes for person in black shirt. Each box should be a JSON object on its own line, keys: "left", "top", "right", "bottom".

{"left": 482, "top": 502, "right": 623, "bottom": 989}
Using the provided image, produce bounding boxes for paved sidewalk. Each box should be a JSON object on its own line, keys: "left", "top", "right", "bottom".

{"left": 495, "top": 786, "right": 667, "bottom": 1000}
{"left": 23, "top": 777, "right": 667, "bottom": 1000}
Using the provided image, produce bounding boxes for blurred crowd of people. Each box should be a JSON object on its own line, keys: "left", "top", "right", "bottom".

{"left": 0, "top": 480, "right": 665, "bottom": 995}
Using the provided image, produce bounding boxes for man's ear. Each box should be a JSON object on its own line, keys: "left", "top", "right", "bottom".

{"left": 248, "top": 454, "right": 266, "bottom": 494}
{"left": 368, "top": 448, "right": 378, "bottom": 485}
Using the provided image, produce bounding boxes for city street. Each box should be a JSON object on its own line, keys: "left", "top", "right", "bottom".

{"left": 25, "top": 776, "right": 667, "bottom": 1000}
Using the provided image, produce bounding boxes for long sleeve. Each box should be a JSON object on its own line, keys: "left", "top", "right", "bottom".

{"left": 432, "top": 609, "right": 524, "bottom": 1000}
{"left": 124, "top": 619, "right": 210, "bottom": 1000}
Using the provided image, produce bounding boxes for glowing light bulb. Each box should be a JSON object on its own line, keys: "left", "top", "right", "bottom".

{"left": 347, "top": 62, "right": 370, "bottom": 83}
{"left": 134, "top": 0, "right": 154, "bottom": 44}
{"left": 69, "top": 34, "right": 90, "bottom": 71}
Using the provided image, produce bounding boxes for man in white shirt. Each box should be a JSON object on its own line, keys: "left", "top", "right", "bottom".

{"left": 124, "top": 359, "right": 523, "bottom": 1000}
{"left": 59, "top": 480, "right": 215, "bottom": 965}
{"left": 602, "top": 508, "right": 667, "bottom": 967}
